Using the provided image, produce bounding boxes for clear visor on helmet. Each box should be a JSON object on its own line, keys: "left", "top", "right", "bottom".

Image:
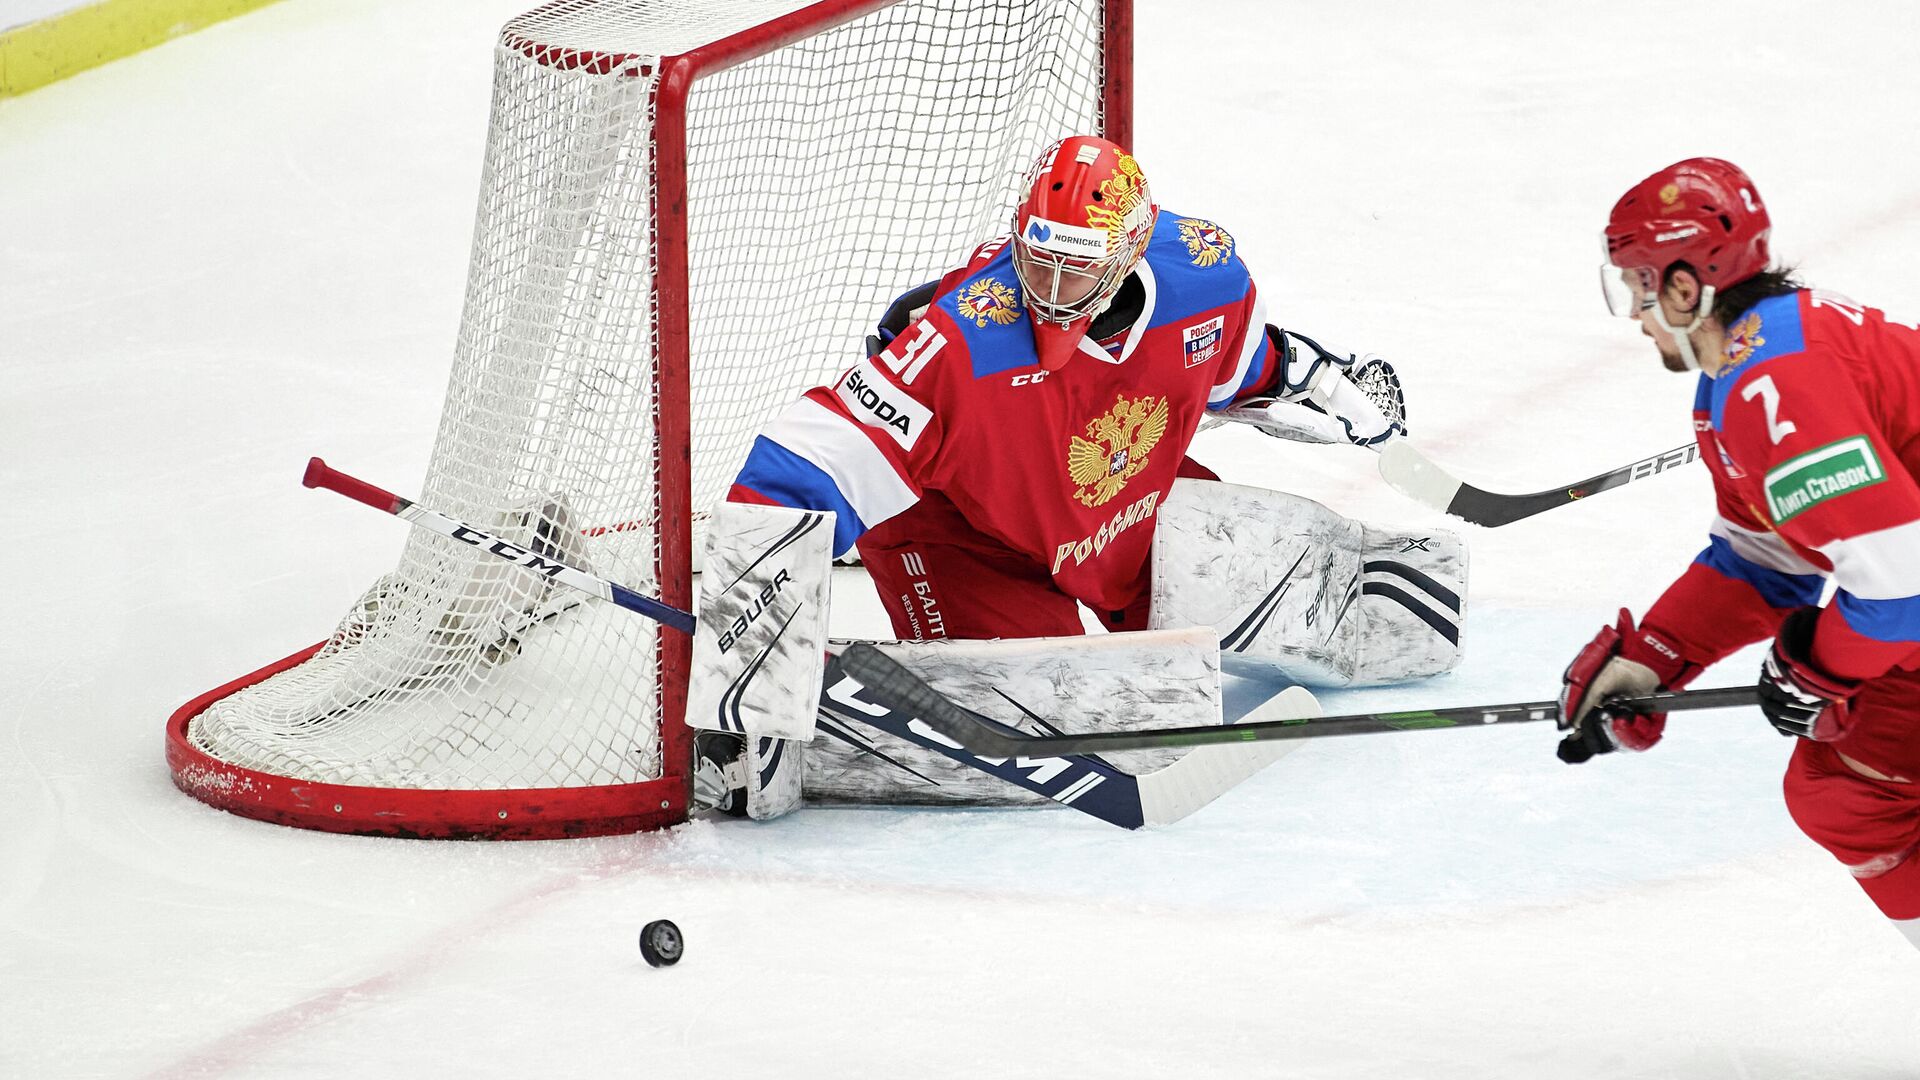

{"left": 1013, "top": 238, "right": 1126, "bottom": 325}
{"left": 1599, "top": 262, "right": 1660, "bottom": 318}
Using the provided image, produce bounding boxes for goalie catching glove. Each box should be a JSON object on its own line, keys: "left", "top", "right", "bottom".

{"left": 1218, "top": 328, "right": 1407, "bottom": 448}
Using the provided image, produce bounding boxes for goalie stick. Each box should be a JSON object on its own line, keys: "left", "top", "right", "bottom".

{"left": 302, "top": 457, "right": 1297, "bottom": 829}
{"left": 1376, "top": 439, "right": 1701, "bottom": 527}
{"left": 839, "top": 642, "right": 1759, "bottom": 756}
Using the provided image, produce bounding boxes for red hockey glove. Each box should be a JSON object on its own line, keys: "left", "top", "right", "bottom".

{"left": 1557, "top": 609, "right": 1702, "bottom": 764}
{"left": 1758, "top": 607, "right": 1861, "bottom": 741}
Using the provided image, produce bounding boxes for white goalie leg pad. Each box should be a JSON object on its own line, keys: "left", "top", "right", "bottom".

{"left": 1148, "top": 478, "right": 1466, "bottom": 686}
{"left": 809, "top": 627, "right": 1311, "bottom": 808}
{"left": 743, "top": 734, "right": 806, "bottom": 820}
{"left": 686, "top": 502, "right": 834, "bottom": 740}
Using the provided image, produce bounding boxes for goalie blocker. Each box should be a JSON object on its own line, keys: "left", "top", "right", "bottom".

{"left": 686, "top": 502, "right": 835, "bottom": 819}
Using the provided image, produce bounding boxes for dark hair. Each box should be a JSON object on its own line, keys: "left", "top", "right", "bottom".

{"left": 1711, "top": 267, "right": 1805, "bottom": 324}
{"left": 1664, "top": 261, "right": 1805, "bottom": 324}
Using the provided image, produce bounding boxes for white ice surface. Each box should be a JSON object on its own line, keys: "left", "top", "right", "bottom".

{"left": 4, "top": 1, "right": 1920, "bottom": 1077}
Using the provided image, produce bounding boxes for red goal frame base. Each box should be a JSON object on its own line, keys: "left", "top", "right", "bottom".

{"left": 166, "top": 643, "right": 690, "bottom": 840}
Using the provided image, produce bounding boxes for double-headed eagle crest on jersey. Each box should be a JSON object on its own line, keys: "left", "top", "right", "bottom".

{"left": 1067, "top": 393, "right": 1170, "bottom": 508}
{"left": 1725, "top": 311, "right": 1766, "bottom": 366}
{"left": 1176, "top": 218, "right": 1234, "bottom": 267}
{"left": 958, "top": 278, "right": 1022, "bottom": 327}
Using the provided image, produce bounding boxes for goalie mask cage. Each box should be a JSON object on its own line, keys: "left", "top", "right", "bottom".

{"left": 166, "top": 0, "right": 1130, "bottom": 839}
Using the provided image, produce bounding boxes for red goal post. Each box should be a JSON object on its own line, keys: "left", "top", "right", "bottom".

{"left": 167, "top": 0, "right": 1132, "bottom": 839}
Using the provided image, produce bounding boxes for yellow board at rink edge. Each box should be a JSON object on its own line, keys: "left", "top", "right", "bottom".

{"left": 0, "top": 0, "right": 283, "bottom": 99}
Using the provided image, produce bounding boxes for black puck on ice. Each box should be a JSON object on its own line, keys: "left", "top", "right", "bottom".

{"left": 639, "top": 919, "right": 683, "bottom": 967}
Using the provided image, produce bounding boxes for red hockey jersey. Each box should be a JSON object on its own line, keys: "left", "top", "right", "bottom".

{"left": 1642, "top": 289, "right": 1920, "bottom": 681}
{"left": 729, "top": 213, "right": 1277, "bottom": 613}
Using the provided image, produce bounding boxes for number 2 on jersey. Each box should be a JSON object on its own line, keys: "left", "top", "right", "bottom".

{"left": 1740, "top": 374, "right": 1798, "bottom": 445}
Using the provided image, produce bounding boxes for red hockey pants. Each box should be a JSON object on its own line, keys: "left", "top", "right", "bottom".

{"left": 855, "top": 490, "right": 1149, "bottom": 641}
{"left": 1782, "top": 665, "right": 1920, "bottom": 921}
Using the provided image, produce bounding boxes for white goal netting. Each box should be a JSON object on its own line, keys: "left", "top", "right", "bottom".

{"left": 180, "top": 0, "right": 1112, "bottom": 822}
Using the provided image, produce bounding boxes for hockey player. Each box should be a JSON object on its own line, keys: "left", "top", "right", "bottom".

{"left": 684, "top": 135, "right": 1461, "bottom": 821}
{"left": 1561, "top": 157, "right": 1920, "bottom": 950}
{"left": 725, "top": 135, "right": 1403, "bottom": 641}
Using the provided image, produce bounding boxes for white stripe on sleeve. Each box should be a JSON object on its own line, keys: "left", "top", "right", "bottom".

{"left": 1709, "top": 515, "right": 1825, "bottom": 576}
{"left": 1208, "top": 290, "right": 1268, "bottom": 405}
{"left": 761, "top": 397, "right": 920, "bottom": 529}
{"left": 1816, "top": 518, "right": 1920, "bottom": 600}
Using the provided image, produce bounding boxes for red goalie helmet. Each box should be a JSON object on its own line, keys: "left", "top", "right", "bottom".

{"left": 1011, "top": 135, "right": 1158, "bottom": 370}
{"left": 1600, "top": 157, "right": 1771, "bottom": 317}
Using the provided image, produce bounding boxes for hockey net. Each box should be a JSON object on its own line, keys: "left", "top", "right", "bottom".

{"left": 167, "top": 0, "right": 1127, "bottom": 838}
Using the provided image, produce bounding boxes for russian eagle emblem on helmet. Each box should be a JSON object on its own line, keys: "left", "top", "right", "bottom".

{"left": 1084, "top": 154, "right": 1154, "bottom": 258}
{"left": 957, "top": 278, "right": 1022, "bottom": 328}
{"left": 1176, "top": 217, "right": 1234, "bottom": 267}
{"left": 1066, "top": 393, "right": 1169, "bottom": 508}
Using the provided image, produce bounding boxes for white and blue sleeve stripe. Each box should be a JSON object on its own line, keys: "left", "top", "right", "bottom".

{"left": 741, "top": 396, "right": 919, "bottom": 554}
{"left": 734, "top": 438, "right": 869, "bottom": 554}
{"left": 1695, "top": 521, "right": 1825, "bottom": 609}
{"left": 1207, "top": 292, "right": 1270, "bottom": 409}
{"left": 1817, "top": 519, "right": 1920, "bottom": 643}
{"left": 1834, "top": 590, "right": 1920, "bottom": 643}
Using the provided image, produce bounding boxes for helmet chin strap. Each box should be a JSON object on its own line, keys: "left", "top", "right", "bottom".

{"left": 1650, "top": 284, "right": 1716, "bottom": 371}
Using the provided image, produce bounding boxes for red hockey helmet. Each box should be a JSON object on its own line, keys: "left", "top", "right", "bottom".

{"left": 1010, "top": 136, "right": 1158, "bottom": 370}
{"left": 1600, "top": 157, "right": 1771, "bottom": 318}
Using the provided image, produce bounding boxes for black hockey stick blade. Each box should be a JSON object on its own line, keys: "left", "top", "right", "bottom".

{"left": 839, "top": 643, "right": 1757, "bottom": 756}
{"left": 1377, "top": 439, "right": 1701, "bottom": 527}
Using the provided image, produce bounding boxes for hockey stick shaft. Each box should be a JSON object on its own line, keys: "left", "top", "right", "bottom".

{"left": 302, "top": 457, "right": 697, "bottom": 634}
{"left": 1377, "top": 439, "right": 1700, "bottom": 527}
{"left": 303, "top": 458, "right": 1273, "bottom": 829}
{"left": 839, "top": 643, "right": 1758, "bottom": 756}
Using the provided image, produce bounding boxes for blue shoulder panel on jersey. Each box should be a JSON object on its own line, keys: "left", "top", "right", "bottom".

{"left": 1708, "top": 291, "right": 1808, "bottom": 431}
{"left": 941, "top": 247, "right": 1040, "bottom": 378}
{"left": 1835, "top": 590, "right": 1920, "bottom": 644}
{"left": 1142, "top": 211, "right": 1253, "bottom": 331}
{"left": 733, "top": 436, "right": 868, "bottom": 555}
{"left": 1694, "top": 534, "right": 1825, "bottom": 609}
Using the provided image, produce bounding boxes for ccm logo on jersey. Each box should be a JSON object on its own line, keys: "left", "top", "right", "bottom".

{"left": 716, "top": 569, "right": 794, "bottom": 654}
{"left": 1051, "top": 489, "right": 1161, "bottom": 573}
{"left": 1182, "top": 316, "right": 1225, "bottom": 367}
{"left": 837, "top": 360, "right": 932, "bottom": 450}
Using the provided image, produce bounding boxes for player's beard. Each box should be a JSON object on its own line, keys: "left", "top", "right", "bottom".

{"left": 1643, "top": 322, "right": 1690, "bottom": 373}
